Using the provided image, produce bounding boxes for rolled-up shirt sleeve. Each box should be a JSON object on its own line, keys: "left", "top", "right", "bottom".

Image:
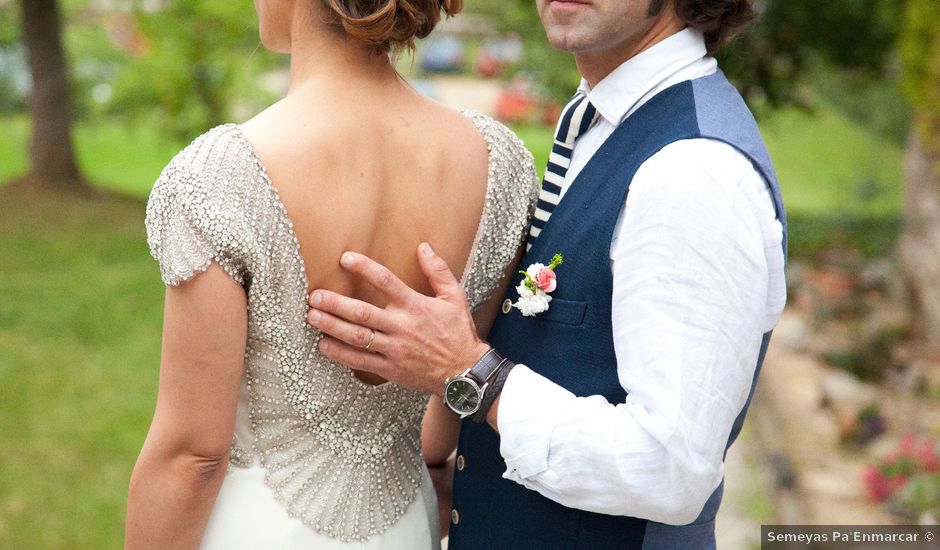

{"left": 496, "top": 139, "right": 786, "bottom": 525}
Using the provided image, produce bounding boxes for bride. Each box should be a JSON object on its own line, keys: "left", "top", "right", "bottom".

{"left": 124, "top": 0, "right": 538, "bottom": 548}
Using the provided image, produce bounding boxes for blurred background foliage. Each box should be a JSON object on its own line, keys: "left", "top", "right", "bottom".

{"left": 0, "top": 0, "right": 280, "bottom": 135}
{"left": 3, "top": 0, "right": 940, "bottom": 548}
{"left": 0, "top": 0, "right": 918, "bottom": 221}
{"left": 0, "top": 0, "right": 917, "bottom": 147}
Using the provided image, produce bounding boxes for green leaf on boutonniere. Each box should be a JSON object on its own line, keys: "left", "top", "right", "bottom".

{"left": 518, "top": 270, "right": 537, "bottom": 292}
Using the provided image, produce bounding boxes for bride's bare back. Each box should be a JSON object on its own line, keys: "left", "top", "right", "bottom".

{"left": 241, "top": 82, "right": 491, "bottom": 384}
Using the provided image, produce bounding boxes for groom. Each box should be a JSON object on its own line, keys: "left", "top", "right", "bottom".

{"left": 307, "top": 0, "right": 786, "bottom": 548}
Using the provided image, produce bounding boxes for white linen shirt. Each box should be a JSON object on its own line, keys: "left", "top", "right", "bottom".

{"left": 495, "top": 29, "right": 787, "bottom": 525}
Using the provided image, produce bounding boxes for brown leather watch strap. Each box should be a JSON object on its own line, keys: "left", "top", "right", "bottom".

{"left": 466, "top": 348, "right": 507, "bottom": 385}
{"left": 470, "top": 353, "right": 514, "bottom": 423}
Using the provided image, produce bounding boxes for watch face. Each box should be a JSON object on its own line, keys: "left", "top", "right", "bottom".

{"left": 445, "top": 378, "right": 482, "bottom": 415}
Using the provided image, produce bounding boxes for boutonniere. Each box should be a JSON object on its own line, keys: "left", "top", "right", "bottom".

{"left": 513, "top": 253, "right": 563, "bottom": 317}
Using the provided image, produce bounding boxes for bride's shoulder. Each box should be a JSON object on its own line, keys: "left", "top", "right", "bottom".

{"left": 460, "top": 110, "right": 532, "bottom": 161}
{"left": 154, "top": 124, "right": 253, "bottom": 189}
{"left": 148, "top": 123, "right": 261, "bottom": 219}
{"left": 460, "top": 110, "right": 539, "bottom": 201}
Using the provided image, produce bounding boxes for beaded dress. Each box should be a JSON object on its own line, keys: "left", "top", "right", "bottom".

{"left": 144, "top": 112, "right": 539, "bottom": 549}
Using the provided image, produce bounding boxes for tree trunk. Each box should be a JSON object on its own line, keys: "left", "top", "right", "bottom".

{"left": 18, "top": 0, "right": 83, "bottom": 187}
{"left": 899, "top": 124, "right": 940, "bottom": 350}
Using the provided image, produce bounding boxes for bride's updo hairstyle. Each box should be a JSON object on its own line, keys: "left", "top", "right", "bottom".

{"left": 649, "top": 0, "right": 756, "bottom": 53}
{"left": 322, "top": 0, "right": 463, "bottom": 53}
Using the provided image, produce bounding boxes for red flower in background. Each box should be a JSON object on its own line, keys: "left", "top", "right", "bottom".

{"left": 900, "top": 433, "right": 916, "bottom": 454}
{"left": 862, "top": 434, "right": 940, "bottom": 503}
{"left": 862, "top": 465, "right": 891, "bottom": 502}
{"left": 916, "top": 440, "right": 939, "bottom": 472}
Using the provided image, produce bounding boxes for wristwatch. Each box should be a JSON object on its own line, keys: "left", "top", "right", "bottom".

{"left": 443, "top": 348, "right": 513, "bottom": 422}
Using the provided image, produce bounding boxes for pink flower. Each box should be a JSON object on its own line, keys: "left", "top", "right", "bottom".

{"left": 900, "top": 433, "right": 916, "bottom": 455}
{"left": 916, "top": 441, "right": 939, "bottom": 472}
{"left": 534, "top": 267, "right": 557, "bottom": 293}
{"left": 862, "top": 465, "right": 890, "bottom": 502}
{"left": 889, "top": 474, "right": 909, "bottom": 494}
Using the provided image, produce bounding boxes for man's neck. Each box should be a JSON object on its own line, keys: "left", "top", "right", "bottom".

{"left": 575, "top": 19, "right": 685, "bottom": 89}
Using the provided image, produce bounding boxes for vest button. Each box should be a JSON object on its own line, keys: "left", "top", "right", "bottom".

{"left": 456, "top": 454, "right": 465, "bottom": 471}
{"left": 451, "top": 508, "right": 460, "bottom": 525}
{"left": 501, "top": 298, "right": 512, "bottom": 314}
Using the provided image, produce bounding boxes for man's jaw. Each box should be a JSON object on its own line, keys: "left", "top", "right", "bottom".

{"left": 541, "top": 0, "right": 594, "bottom": 51}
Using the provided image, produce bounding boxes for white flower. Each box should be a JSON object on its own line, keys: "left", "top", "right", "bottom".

{"left": 513, "top": 283, "right": 552, "bottom": 317}
{"left": 516, "top": 282, "right": 534, "bottom": 298}
{"left": 525, "top": 262, "right": 547, "bottom": 280}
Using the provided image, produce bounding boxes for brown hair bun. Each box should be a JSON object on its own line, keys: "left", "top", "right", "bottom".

{"left": 322, "top": 0, "right": 463, "bottom": 53}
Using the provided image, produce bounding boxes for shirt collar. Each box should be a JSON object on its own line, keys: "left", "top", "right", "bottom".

{"left": 578, "top": 28, "right": 708, "bottom": 125}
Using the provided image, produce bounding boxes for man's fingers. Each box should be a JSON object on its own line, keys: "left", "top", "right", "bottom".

{"left": 340, "top": 252, "right": 414, "bottom": 304}
{"left": 308, "top": 289, "right": 394, "bottom": 332}
{"left": 307, "top": 308, "right": 384, "bottom": 352}
{"left": 317, "top": 336, "right": 394, "bottom": 378}
{"left": 417, "top": 243, "right": 464, "bottom": 302}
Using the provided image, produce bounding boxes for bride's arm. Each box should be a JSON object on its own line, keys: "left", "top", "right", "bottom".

{"left": 125, "top": 263, "right": 247, "bottom": 550}
{"left": 421, "top": 247, "right": 524, "bottom": 466}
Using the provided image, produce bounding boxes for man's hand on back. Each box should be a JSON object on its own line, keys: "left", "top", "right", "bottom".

{"left": 306, "top": 242, "right": 490, "bottom": 396}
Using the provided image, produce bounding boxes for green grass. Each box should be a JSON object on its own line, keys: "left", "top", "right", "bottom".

{"left": 0, "top": 117, "right": 29, "bottom": 182}
{"left": 0, "top": 184, "right": 164, "bottom": 549}
{"left": 765, "top": 103, "right": 905, "bottom": 258}
{"left": 510, "top": 122, "right": 552, "bottom": 180}
{"left": 74, "top": 119, "right": 187, "bottom": 198}
{"left": 762, "top": 103, "right": 903, "bottom": 220}
{"left": 1, "top": 115, "right": 185, "bottom": 198}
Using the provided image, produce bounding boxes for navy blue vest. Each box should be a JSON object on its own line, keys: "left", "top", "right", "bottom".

{"left": 448, "top": 71, "right": 787, "bottom": 550}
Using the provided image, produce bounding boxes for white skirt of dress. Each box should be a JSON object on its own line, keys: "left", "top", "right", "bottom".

{"left": 200, "top": 463, "right": 441, "bottom": 550}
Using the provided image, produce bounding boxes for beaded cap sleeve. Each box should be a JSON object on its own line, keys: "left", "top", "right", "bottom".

{"left": 146, "top": 126, "right": 255, "bottom": 287}
{"left": 143, "top": 115, "right": 538, "bottom": 542}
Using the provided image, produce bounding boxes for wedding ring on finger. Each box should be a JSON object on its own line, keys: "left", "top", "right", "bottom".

{"left": 362, "top": 329, "right": 376, "bottom": 351}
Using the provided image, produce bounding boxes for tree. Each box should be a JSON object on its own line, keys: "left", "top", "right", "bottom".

{"left": 716, "top": 0, "right": 905, "bottom": 117}
{"left": 898, "top": 0, "right": 940, "bottom": 349}
{"left": 110, "top": 0, "right": 280, "bottom": 140}
{"left": 18, "top": 0, "right": 84, "bottom": 187}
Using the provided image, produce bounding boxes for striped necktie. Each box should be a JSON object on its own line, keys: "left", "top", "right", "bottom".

{"left": 527, "top": 92, "right": 600, "bottom": 250}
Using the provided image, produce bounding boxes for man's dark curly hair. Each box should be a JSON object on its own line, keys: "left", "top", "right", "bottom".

{"left": 648, "top": 0, "right": 756, "bottom": 53}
